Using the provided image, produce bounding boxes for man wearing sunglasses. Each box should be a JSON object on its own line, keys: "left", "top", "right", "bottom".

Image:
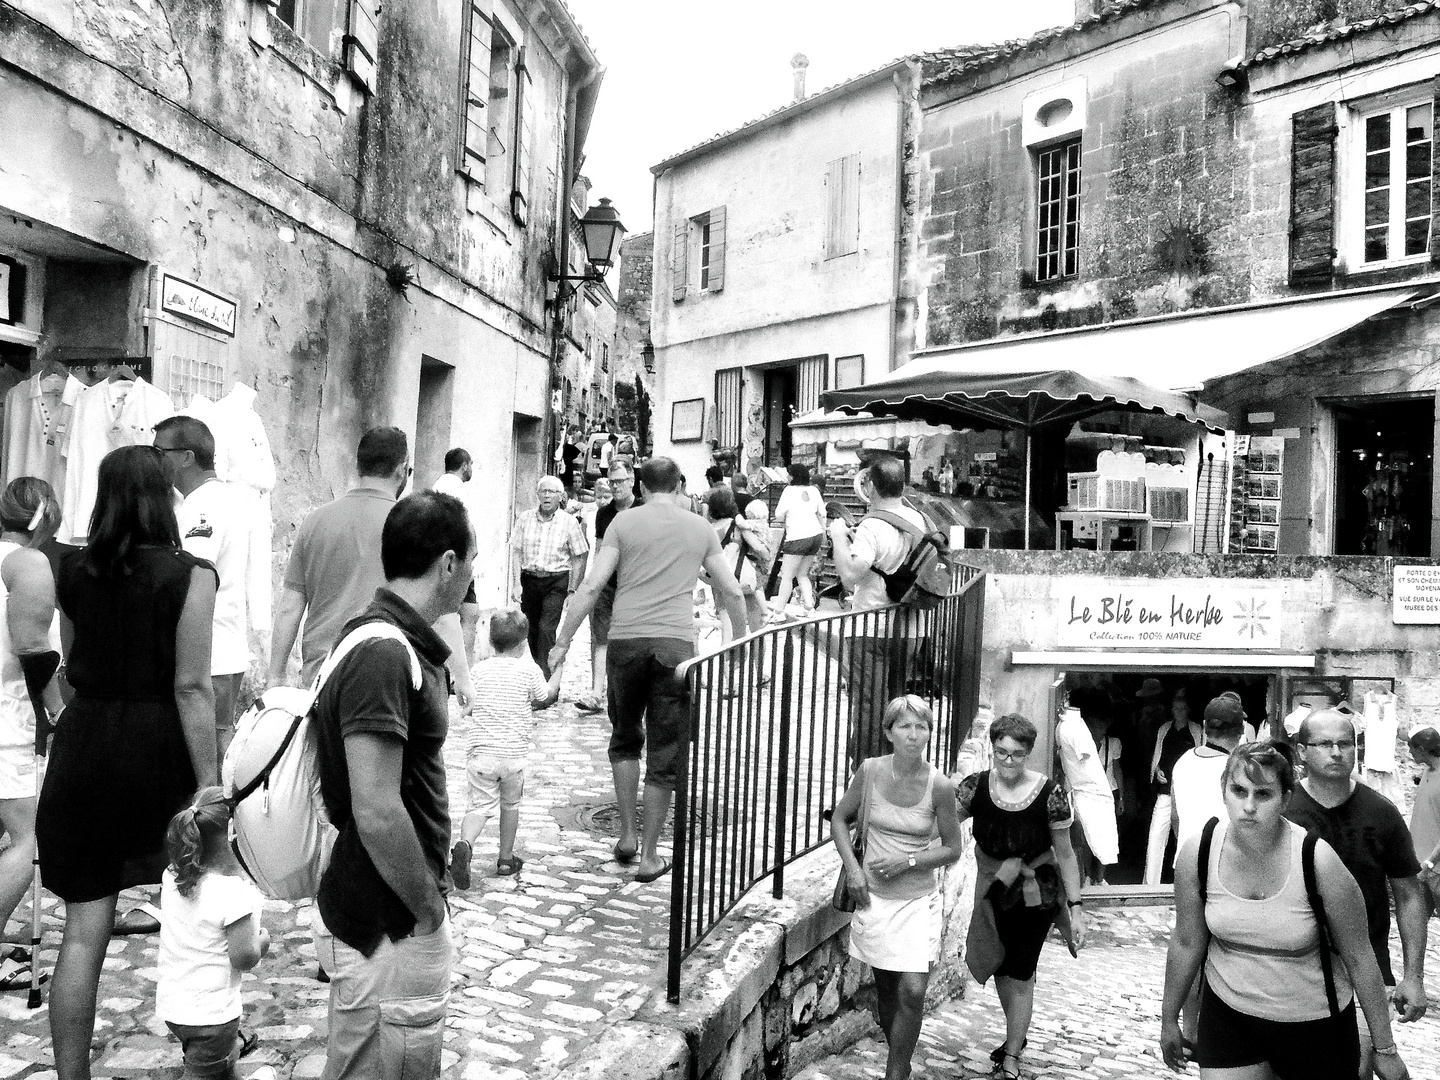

{"left": 1286, "top": 709, "right": 1430, "bottom": 1077}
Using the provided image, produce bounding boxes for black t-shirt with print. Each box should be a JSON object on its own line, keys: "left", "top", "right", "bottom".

{"left": 1285, "top": 781, "right": 1421, "bottom": 984}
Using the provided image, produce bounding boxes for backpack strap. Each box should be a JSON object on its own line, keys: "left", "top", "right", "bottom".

{"left": 859, "top": 509, "right": 924, "bottom": 580}
{"left": 313, "top": 622, "right": 423, "bottom": 696}
{"left": 1196, "top": 815, "right": 1219, "bottom": 901}
{"left": 1301, "top": 830, "right": 1343, "bottom": 1019}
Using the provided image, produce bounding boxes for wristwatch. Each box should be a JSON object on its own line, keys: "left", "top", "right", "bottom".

{"left": 906, "top": 854, "right": 917, "bottom": 869}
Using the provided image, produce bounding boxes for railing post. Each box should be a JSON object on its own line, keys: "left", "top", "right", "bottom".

{"left": 668, "top": 666, "right": 697, "bottom": 1004}
{"left": 772, "top": 630, "right": 794, "bottom": 899}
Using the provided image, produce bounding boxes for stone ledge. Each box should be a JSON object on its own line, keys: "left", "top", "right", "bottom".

{"left": 549, "top": 1021, "right": 688, "bottom": 1080}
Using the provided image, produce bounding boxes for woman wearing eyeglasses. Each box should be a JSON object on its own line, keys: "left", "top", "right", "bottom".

{"left": 955, "top": 714, "right": 1086, "bottom": 1080}
{"left": 1161, "top": 741, "right": 1412, "bottom": 1080}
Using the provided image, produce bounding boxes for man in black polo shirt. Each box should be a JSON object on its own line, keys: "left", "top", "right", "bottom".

{"left": 1286, "top": 709, "right": 1429, "bottom": 1078}
{"left": 313, "top": 490, "right": 475, "bottom": 1079}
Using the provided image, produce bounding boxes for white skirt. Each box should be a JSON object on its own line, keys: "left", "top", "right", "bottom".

{"left": 848, "top": 889, "right": 941, "bottom": 973}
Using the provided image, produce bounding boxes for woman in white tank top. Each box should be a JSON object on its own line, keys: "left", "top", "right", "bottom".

{"left": 0, "top": 478, "right": 64, "bottom": 983}
{"left": 1161, "top": 742, "right": 1412, "bottom": 1080}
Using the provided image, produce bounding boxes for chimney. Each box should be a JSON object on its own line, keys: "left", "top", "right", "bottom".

{"left": 791, "top": 53, "right": 809, "bottom": 102}
{"left": 1074, "top": 0, "right": 1102, "bottom": 21}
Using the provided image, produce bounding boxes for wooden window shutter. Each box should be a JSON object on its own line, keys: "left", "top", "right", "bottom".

{"left": 510, "top": 46, "right": 533, "bottom": 224}
{"left": 797, "top": 355, "right": 828, "bottom": 414}
{"left": 1431, "top": 76, "right": 1440, "bottom": 266}
{"left": 458, "top": 1, "right": 492, "bottom": 178}
{"left": 707, "top": 205, "right": 726, "bottom": 292}
{"left": 1288, "top": 103, "right": 1338, "bottom": 286}
{"left": 825, "top": 155, "right": 859, "bottom": 258}
{"left": 345, "top": 0, "right": 380, "bottom": 93}
{"left": 672, "top": 221, "right": 688, "bottom": 302}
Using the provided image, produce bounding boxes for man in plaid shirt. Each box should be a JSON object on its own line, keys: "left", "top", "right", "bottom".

{"left": 511, "top": 475, "right": 588, "bottom": 676}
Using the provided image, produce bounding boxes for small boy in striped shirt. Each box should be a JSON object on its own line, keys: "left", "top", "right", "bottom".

{"left": 449, "top": 608, "right": 562, "bottom": 888}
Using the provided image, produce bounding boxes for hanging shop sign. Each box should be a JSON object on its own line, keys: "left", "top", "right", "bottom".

{"left": 1392, "top": 564, "right": 1440, "bottom": 625}
{"left": 160, "top": 272, "right": 237, "bottom": 336}
{"left": 1055, "top": 581, "right": 1285, "bottom": 649}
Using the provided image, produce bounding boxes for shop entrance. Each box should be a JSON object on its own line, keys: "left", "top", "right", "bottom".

{"left": 1333, "top": 396, "right": 1433, "bottom": 556}
{"left": 762, "top": 367, "right": 796, "bottom": 466}
{"left": 1055, "top": 669, "right": 1273, "bottom": 888}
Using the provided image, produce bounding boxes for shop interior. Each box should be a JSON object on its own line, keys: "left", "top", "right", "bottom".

{"left": 1332, "top": 396, "right": 1434, "bottom": 557}
{"left": 1056, "top": 669, "right": 1273, "bottom": 887}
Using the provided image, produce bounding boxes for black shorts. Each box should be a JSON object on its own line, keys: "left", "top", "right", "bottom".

{"left": 781, "top": 535, "right": 823, "bottom": 557}
{"left": 1196, "top": 981, "right": 1358, "bottom": 1080}
{"left": 990, "top": 898, "right": 1056, "bottom": 981}
{"left": 589, "top": 580, "right": 616, "bottom": 645}
{"left": 606, "top": 637, "right": 693, "bottom": 789}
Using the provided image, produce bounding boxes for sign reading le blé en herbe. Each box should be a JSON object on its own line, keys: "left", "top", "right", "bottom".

{"left": 1055, "top": 582, "right": 1284, "bottom": 649}
{"left": 1393, "top": 565, "right": 1440, "bottom": 624}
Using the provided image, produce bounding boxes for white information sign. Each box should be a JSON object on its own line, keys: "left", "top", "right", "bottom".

{"left": 1055, "top": 582, "right": 1284, "bottom": 649}
{"left": 160, "top": 273, "right": 236, "bottom": 336}
{"left": 1392, "top": 565, "right": 1440, "bottom": 624}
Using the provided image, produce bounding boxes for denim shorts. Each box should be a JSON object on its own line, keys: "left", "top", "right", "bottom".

{"left": 165, "top": 1018, "right": 241, "bottom": 1078}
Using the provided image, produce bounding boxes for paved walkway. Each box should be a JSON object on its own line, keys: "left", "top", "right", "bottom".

{"left": 796, "top": 906, "right": 1440, "bottom": 1080}
{"left": 0, "top": 627, "right": 677, "bottom": 1080}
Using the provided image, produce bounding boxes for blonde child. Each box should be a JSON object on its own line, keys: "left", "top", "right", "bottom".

{"left": 449, "top": 609, "right": 562, "bottom": 888}
{"left": 157, "top": 787, "right": 274, "bottom": 1080}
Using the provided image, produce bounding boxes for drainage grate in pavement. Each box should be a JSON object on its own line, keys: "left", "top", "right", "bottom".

{"left": 554, "top": 800, "right": 675, "bottom": 842}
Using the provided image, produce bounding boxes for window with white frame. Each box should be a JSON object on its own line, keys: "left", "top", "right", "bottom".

{"left": 1036, "top": 139, "right": 1081, "bottom": 281}
{"left": 1358, "top": 100, "right": 1433, "bottom": 265}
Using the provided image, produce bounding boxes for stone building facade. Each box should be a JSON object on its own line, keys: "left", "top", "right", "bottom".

{"left": 0, "top": 0, "right": 601, "bottom": 611}
{"left": 913, "top": 0, "right": 1440, "bottom": 558}
{"left": 613, "top": 230, "right": 654, "bottom": 451}
{"left": 649, "top": 59, "right": 921, "bottom": 483}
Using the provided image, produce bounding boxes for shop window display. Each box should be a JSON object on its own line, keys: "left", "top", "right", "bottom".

{"left": 1054, "top": 672, "right": 1271, "bottom": 887}
{"left": 1333, "top": 398, "right": 1433, "bottom": 557}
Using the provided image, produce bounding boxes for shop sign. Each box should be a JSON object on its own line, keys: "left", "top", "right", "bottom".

{"left": 1055, "top": 582, "right": 1284, "bottom": 649}
{"left": 160, "top": 273, "right": 236, "bottom": 336}
{"left": 1392, "top": 565, "right": 1440, "bottom": 624}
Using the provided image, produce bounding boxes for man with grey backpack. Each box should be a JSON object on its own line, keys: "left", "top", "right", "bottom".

{"left": 310, "top": 490, "right": 475, "bottom": 1080}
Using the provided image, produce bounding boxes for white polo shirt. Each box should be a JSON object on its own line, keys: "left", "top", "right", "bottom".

{"left": 178, "top": 478, "right": 251, "bottom": 676}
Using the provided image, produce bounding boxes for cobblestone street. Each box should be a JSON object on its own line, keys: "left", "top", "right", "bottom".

{"left": 4, "top": 635, "right": 1440, "bottom": 1080}
{"left": 797, "top": 907, "right": 1440, "bottom": 1080}
{"left": 0, "top": 630, "right": 677, "bottom": 1080}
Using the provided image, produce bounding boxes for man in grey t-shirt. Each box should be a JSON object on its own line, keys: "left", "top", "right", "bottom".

{"left": 551, "top": 457, "right": 746, "bottom": 883}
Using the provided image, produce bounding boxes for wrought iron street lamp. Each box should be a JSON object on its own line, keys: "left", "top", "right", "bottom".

{"left": 642, "top": 342, "right": 655, "bottom": 375}
{"left": 550, "top": 198, "right": 626, "bottom": 304}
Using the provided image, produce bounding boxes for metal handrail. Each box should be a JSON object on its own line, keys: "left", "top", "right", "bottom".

{"left": 666, "top": 569, "right": 986, "bottom": 1002}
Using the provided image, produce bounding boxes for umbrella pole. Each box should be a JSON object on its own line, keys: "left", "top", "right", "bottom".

{"left": 1023, "top": 432, "right": 1032, "bottom": 550}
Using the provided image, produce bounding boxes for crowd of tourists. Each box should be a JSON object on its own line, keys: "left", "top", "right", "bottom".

{"left": 0, "top": 424, "right": 1435, "bottom": 1080}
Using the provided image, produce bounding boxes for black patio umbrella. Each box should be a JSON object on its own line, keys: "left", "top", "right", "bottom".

{"left": 820, "top": 368, "right": 1229, "bottom": 549}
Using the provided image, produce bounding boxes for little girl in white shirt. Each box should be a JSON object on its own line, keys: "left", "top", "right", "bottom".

{"left": 157, "top": 786, "right": 274, "bottom": 1080}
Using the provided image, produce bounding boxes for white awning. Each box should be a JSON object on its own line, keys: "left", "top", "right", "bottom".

{"left": 901, "top": 283, "right": 1426, "bottom": 391}
{"left": 1010, "top": 651, "right": 1315, "bottom": 669}
{"left": 789, "top": 411, "right": 945, "bottom": 446}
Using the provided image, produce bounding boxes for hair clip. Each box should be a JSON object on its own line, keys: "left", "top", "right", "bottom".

{"left": 26, "top": 502, "right": 46, "bottom": 533}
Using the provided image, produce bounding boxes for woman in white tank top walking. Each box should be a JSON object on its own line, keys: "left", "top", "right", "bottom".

{"left": 1161, "top": 741, "right": 1412, "bottom": 1079}
{"left": 831, "top": 696, "right": 963, "bottom": 1080}
{"left": 0, "top": 478, "right": 63, "bottom": 986}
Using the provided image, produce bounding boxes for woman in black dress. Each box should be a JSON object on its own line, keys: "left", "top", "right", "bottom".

{"left": 956, "top": 714, "right": 1086, "bottom": 1080}
{"left": 37, "top": 445, "right": 217, "bottom": 1080}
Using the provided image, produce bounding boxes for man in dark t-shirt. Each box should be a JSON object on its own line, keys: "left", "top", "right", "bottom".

{"left": 1286, "top": 710, "right": 1428, "bottom": 1075}
{"left": 312, "top": 491, "right": 475, "bottom": 1079}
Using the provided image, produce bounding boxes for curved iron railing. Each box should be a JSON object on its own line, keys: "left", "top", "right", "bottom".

{"left": 667, "top": 569, "right": 986, "bottom": 1002}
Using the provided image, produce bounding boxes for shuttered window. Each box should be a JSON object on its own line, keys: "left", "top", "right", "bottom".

{"left": 1359, "top": 102, "right": 1432, "bottom": 264}
{"left": 458, "top": 0, "right": 493, "bottom": 179}
{"left": 1289, "top": 103, "right": 1338, "bottom": 285}
{"left": 797, "top": 355, "right": 828, "bottom": 415}
{"left": 345, "top": 0, "right": 379, "bottom": 93}
{"left": 510, "top": 46, "right": 533, "bottom": 225}
{"left": 825, "top": 154, "right": 860, "bottom": 259}
{"left": 715, "top": 367, "right": 743, "bottom": 449}
{"left": 673, "top": 206, "right": 726, "bottom": 300}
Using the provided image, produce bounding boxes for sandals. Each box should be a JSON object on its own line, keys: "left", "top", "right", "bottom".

{"left": 449, "top": 840, "right": 473, "bottom": 891}
{"left": 495, "top": 856, "right": 524, "bottom": 877}
{"left": 997, "top": 1051, "right": 1023, "bottom": 1080}
{"left": 0, "top": 956, "right": 45, "bottom": 992}
{"left": 989, "top": 1038, "right": 1026, "bottom": 1066}
{"left": 238, "top": 1026, "right": 259, "bottom": 1058}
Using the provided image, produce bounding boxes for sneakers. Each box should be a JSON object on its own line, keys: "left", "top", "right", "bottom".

{"left": 574, "top": 694, "right": 605, "bottom": 713}
{"left": 449, "top": 840, "right": 473, "bottom": 890}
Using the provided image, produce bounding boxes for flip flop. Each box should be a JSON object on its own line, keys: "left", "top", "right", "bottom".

{"left": 0, "top": 944, "right": 31, "bottom": 965}
{"left": 238, "top": 1026, "right": 259, "bottom": 1058}
{"left": 0, "top": 956, "right": 45, "bottom": 992}
{"left": 613, "top": 841, "right": 638, "bottom": 865}
{"left": 634, "top": 858, "right": 672, "bottom": 884}
{"left": 112, "top": 903, "right": 162, "bottom": 936}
